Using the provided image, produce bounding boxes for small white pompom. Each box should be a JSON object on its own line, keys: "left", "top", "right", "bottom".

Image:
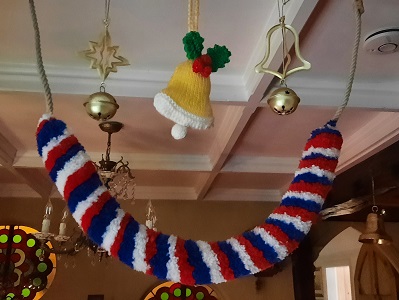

{"left": 171, "top": 124, "right": 187, "bottom": 140}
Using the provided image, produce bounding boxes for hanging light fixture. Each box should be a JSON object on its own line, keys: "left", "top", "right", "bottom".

{"left": 95, "top": 121, "right": 136, "bottom": 204}
{"left": 255, "top": 0, "right": 310, "bottom": 115}
{"left": 358, "top": 176, "right": 392, "bottom": 245}
{"left": 33, "top": 200, "right": 109, "bottom": 265}
{"left": 359, "top": 209, "right": 392, "bottom": 245}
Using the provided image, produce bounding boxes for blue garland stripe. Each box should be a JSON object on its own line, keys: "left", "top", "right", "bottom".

{"left": 150, "top": 234, "right": 171, "bottom": 280}
{"left": 88, "top": 198, "right": 120, "bottom": 246}
{"left": 242, "top": 231, "right": 279, "bottom": 264}
{"left": 266, "top": 219, "right": 306, "bottom": 241}
{"left": 309, "top": 122, "right": 340, "bottom": 139}
{"left": 67, "top": 173, "right": 102, "bottom": 214}
{"left": 118, "top": 216, "right": 140, "bottom": 267}
{"left": 302, "top": 152, "right": 338, "bottom": 160}
{"left": 217, "top": 240, "right": 251, "bottom": 278}
{"left": 185, "top": 240, "right": 211, "bottom": 285}
{"left": 281, "top": 197, "right": 322, "bottom": 213}
{"left": 48, "top": 143, "right": 84, "bottom": 181}
{"left": 292, "top": 173, "right": 332, "bottom": 185}
{"left": 37, "top": 119, "right": 67, "bottom": 156}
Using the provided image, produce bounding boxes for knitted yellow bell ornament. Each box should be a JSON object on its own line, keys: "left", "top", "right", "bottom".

{"left": 154, "top": 32, "right": 231, "bottom": 139}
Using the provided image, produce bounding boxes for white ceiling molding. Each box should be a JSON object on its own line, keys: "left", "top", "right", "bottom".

{"left": 204, "top": 188, "right": 282, "bottom": 202}
{"left": 0, "top": 62, "right": 247, "bottom": 102}
{"left": 286, "top": 75, "right": 399, "bottom": 109}
{"left": 222, "top": 156, "right": 299, "bottom": 174}
{"left": 134, "top": 186, "right": 198, "bottom": 201}
{"left": 15, "top": 150, "right": 213, "bottom": 172}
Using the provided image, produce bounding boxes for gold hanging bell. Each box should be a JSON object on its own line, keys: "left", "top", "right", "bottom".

{"left": 267, "top": 87, "right": 300, "bottom": 115}
{"left": 359, "top": 212, "right": 392, "bottom": 245}
{"left": 84, "top": 91, "right": 119, "bottom": 121}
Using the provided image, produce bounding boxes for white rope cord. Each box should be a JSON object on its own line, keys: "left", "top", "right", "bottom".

{"left": 188, "top": 0, "right": 199, "bottom": 32}
{"left": 332, "top": 2, "right": 363, "bottom": 122}
{"left": 28, "top": 0, "right": 54, "bottom": 115}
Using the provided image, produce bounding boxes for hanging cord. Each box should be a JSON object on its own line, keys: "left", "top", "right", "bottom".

{"left": 188, "top": 0, "right": 199, "bottom": 32}
{"left": 104, "top": 0, "right": 111, "bottom": 27}
{"left": 332, "top": 0, "right": 364, "bottom": 122}
{"left": 29, "top": 0, "right": 53, "bottom": 115}
{"left": 277, "top": 0, "right": 292, "bottom": 85}
{"left": 371, "top": 174, "right": 379, "bottom": 213}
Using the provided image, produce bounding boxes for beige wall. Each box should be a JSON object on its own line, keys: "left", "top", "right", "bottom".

{"left": 0, "top": 198, "right": 295, "bottom": 300}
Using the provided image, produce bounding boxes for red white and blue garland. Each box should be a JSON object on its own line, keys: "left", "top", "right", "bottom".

{"left": 36, "top": 113, "right": 343, "bottom": 285}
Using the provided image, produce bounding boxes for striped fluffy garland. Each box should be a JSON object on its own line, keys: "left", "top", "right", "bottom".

{"left": 36, "top": 114, "right": 342, "bottom": 285}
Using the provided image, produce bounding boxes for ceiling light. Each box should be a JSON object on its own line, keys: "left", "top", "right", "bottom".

{"left": 364, "top": 28, "right": 399, "bottom": 54}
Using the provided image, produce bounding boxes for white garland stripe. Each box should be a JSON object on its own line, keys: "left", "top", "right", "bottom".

{"left": 41, "top": 129, "right": 71, "bottom": 163}
{"left": 295, "top": 166, "right": 335, "bottom": 182}
{"left": 132, "top": 224, "right": 149, "bottom": 273}
{"left": 55, "top": 150, "right": 91, "bottom": 196}
{"left": 166, "top": 235, "right": 180, "bottom": 282}
{"left": 101, "top": 208, "right": 126, "bottom": 253}
{"left": 72, "top": 186, "right": 108, "bottom": 225}
{"left": 252, "top": 227, "right": 288, "bottom": 260}
{"left": 196, "top": 241, "right": 226, "bottom": 284}
{"left": 38, "top": 113, "right": 52, "bottom": 124}
{"left": 227, "top": 238, "right": 260, "bottom": 274}
{"left": 269, "top": 213, "right": 312, "bottom": 234}
{"left": 282, "top": 191, "right": 325, "bottom": 206}
{"left": 302, "top": 146, "right": 340, "bottom": 159}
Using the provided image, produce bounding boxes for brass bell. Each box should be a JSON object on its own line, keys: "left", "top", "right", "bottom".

{"left": 267, "top": 87, "right": 300, "bottom": 115}
{"left": 84, "top": 91, "right": 119, "bottom": 121}
{"left": 359, "top": 212, "right": 392, "bottom": 245}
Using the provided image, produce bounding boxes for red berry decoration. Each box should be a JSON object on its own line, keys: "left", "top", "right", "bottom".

{"left": 192, "top": 54, "right": 213, "bottom": 78}
{"left": 202, "top": 66, "right": 212, "bottom": 78}
{"left": 192, "top": 59, "right": 204, "bottom": 73}
{"left": 200, "top": 54, "right": 212, "bottom": 66}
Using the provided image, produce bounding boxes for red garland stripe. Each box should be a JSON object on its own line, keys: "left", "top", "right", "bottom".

{"left": 110, "top": 213, "right": 131, "bottom": 257}
{"left": 209, "top": 242, "right": 235, "bottom": 281}
{"left": 36, "top": 119, "right": 49, "bottom": 137}
{"left": 235, "top": 236, "right": 272, "bottom": 270}
{"left": 299, "top": 157, "right": 338, "bottom": 172}
{"left": 145, "top": 230, "right": 161, "bottom": 275}
{"left": 64, "top": 161, "right": 97, "bottom": 201}
{"left": 80, "top": 191, "right": 112, "bottom": 232}
{"left": 304, "top": 133, "right": 342, "bottom": 151}
{"left": 44, "top": 135, "right": 78, "bottom": 172}
{"left": 175, "top": 238, "right": 196, "bottom": 285}
{"left": 289, "top": 182, "right": 331, "bottom": 197}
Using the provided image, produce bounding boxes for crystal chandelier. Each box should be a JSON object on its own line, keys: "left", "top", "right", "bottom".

{"left": 33, "top": 199, "right": 109, "bottom": 266}
{"left": 95, "top": 121, "right": 136, "bottom": 204}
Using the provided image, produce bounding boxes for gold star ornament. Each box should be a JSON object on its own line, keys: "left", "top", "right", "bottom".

{"left": 81, "top": 28, "right": 129, "bottom": 81}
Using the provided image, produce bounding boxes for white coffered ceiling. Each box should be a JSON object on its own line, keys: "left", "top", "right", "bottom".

{"left": 0, "top": 0, "right": 398, "bottom": 205}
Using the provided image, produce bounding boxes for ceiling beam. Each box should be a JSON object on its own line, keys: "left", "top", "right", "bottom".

{"left": 0, "top": 132, "right": 53, "bottom": 198}
{"left": 337, "top": 112, "right": 399, "bottom": 173}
